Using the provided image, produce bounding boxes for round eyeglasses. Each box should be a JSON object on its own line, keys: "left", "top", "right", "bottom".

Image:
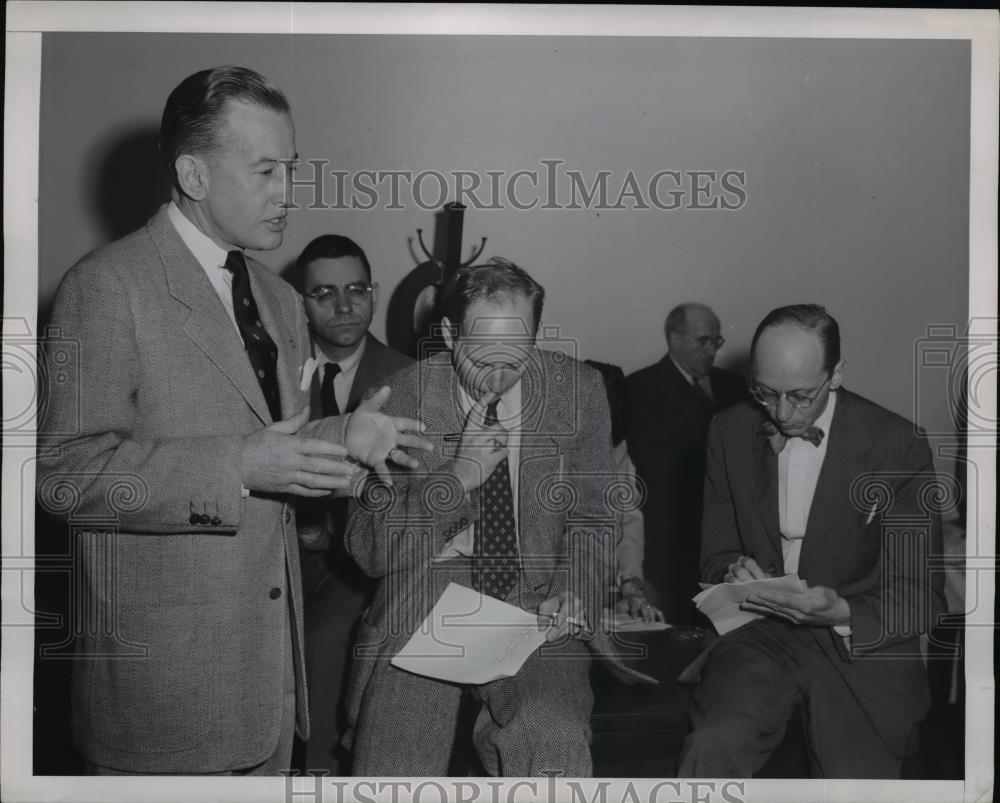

{"left": 681, "top": 332, "right": 725, "bottom": 350}
{"left": 750, "top": 376, "right": 831, "bottom": 409}
{"left": 304, "top": 283, "right": 373, "bottom": 307}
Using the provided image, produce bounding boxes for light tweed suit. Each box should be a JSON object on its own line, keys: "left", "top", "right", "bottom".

{"left": 37, "top": 205, "right": 313, "bottom": 773}
{"left": 343, "top": 349, "right": 651, "bottom": 777}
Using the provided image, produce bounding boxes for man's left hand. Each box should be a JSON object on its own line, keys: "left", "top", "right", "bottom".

{"left": 741, "top": 584, "right": 851, "bottom": 628}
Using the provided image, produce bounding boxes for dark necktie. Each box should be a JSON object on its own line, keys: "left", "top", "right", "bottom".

{"left": 693, "top": 376, "right": 713, "bottom": 406}
{"left": 473, "top": 399, "right": 519, "bottom": 600}
{"left": 225, "top": 250, "right": 282, "bottom": 422}
{"left": 320, "top": 362, "right": 342, "bottom": 417}
{"left": 759, "top": 420, "right": 825, "bottom": 454}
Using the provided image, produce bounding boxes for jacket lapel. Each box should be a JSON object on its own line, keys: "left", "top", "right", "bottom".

{"left": 800, "top": 391, "right": 870, "bottom": 564}
{"left": 347, "top": 334, "right": 380, "bottom": 413}
{"left": 749, "top": 414, "right": 784, "bottom": 558}
{"left": 149, "top": 207, "right": 271, "bottom": 424}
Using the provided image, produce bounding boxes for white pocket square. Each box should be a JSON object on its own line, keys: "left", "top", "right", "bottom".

{"left": 300, "top": 356, "right": 320, "bottom": 392}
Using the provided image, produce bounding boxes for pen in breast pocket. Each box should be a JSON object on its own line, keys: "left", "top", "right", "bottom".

{"left": 865, "top": 500, "right": 877, "bottom": 525}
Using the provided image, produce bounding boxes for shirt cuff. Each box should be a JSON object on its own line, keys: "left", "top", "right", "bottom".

{"left": 240, "top": 484, "right": 251, "bottom": 498}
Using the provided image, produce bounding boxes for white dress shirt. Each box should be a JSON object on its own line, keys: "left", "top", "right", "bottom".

{"left": 166, "top": 201, "right": 241, "bottom": 336}
{"left": 313, "top": 337, "right": 367, "bottom": 413}
{"left": 778, "top": 391, "right": 837, "bottom": 574}
{"left": 436, "top": 380, "right": 523, "bottom": 561}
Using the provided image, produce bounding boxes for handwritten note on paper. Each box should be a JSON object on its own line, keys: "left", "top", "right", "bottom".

{"left": 391, "top": 583, "right": 548, "bottom": 685}
{"left": 693, "top": 574, "right": 809, "bottom": 635}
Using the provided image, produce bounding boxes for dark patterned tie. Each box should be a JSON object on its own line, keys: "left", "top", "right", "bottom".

{"left": 226, "top": 250, "right": 282, "bottom": 422}
{"left": 320, "top": 362, "right": 341, "bottom": 417}
{"left": 759, "top": 420, "right": 825, "bottom": 454}
{"left": 473, "top": 400, "right": 519, "bottom": 600}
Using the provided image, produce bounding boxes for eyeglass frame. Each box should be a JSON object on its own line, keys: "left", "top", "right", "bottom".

{"left": 676, "top": 330, "right": 726, "bottom": 350}
{"left": 303, "top": 282, "right": 375, "bottom": 307}
{"left": 750, "top": 375, "right": 833, "bottom": 409}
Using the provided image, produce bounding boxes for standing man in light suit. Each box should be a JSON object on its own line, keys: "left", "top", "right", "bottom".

{"left": 37, "top": 66, "right": 429, "bottom": 775}
{"left": 295, "top": 234, "right": 412, "bottom": 774}
{"left": 677, "top": 304, "right": 946, "bottom": 778}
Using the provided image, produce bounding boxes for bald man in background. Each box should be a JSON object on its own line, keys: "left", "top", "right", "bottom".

{"left": 626, "top": 303, "right": 748, "bottom": 625}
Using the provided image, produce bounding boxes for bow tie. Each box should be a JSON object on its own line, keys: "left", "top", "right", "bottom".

{"left": 759, "top": 420, "right": 824, "bottom": 454}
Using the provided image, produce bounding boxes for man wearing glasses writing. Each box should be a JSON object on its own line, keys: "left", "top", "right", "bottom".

{"left": 677, "top": 304, "right": 945, "bottom": 778}
{"left": 296, "top": 234, "right": 412, "bottom": 774}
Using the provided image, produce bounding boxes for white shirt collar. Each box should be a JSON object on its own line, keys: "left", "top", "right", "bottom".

{"left": 813, "top": 387, "right": 837, "bottom": 434}
{"left": 167, "top": 201, "right": 232, "bottom": 273}
{"left": 669, "top": 354, "right": 699, "bottom": 386}
{"left": 314, "top": 335, "right": 367, "bottom": 374}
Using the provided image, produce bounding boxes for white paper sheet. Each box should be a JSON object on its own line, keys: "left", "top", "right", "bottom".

{"left": 693, "top": 574, "right": 809, "bottom": 635}
{"left": 391, "top": 582, "right": 548, "bottom": 684}
{"left": 601, "top": 609, "right": 673, "bottom": 633}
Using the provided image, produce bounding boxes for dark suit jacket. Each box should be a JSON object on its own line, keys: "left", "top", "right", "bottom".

{"left": 307, "top": 333, "right": 413, "bottom": 419}
{"left": 625, "top": 356, "right": 748, "bottom": 622}
{"left": 300, "top": 333, "right": 413, "bottom": 598}
{"left": 699, "top": 388, "right": 947, "bottom": 755}
{"left": 341, "top": 349, "right": 651, "bottom": 755}
{"left": 37, "top": 205, "right": 313, "bottom": 772}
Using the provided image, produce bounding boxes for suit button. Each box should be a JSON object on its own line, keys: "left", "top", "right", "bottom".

{"left": 210, "top": 516, "right": 222, "bottom": 527}
{"left": 768, "top": 564, "right": 777, "bottom": 575}
{"left": 284, "top": 510, "right": 292, "bottom": 524}
{"left": 189, "top": 513, "right": 199, "bottom": 525}
{"left": 269, "top": 587, "right": 282, "bottom": 600}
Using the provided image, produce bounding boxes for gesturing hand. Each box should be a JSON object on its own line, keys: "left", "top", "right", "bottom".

{"left": 241, "top": 405, "right": 358, "bottom": 497}
{"left": 446, "top": 393, "right": 510, "bottom": 493}
{"left": 345, "top": 386, "right": 433, "bottom": 484}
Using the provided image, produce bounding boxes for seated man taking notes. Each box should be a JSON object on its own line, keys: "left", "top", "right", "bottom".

{"left": 677, "top": 304, "right": 946, "bottom": 779}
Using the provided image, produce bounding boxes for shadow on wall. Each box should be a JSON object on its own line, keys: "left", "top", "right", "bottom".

{"left": 40, "top": 125, "right": 169, "bottom": 331}
{"left": 88, "top": 124, "right": 170, "bottom": 244}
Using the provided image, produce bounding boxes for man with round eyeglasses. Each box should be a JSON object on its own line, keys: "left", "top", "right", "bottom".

{"left": 295, "top": 234, "right": 413, "bottom": 774}
{"left": 626, "top": 303, "right": 748, "bottom": 626}
{"left": 677, "top": 304, "right": 946, "bottom": 778}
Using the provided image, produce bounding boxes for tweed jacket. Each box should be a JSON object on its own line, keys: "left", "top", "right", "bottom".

{"left": 37, "top": 205, "right": 313, "bottom": 772}
{"left": 342, "top": 349, "right": 653, "bottom": 745}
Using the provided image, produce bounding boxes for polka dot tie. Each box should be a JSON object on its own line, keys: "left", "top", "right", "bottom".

{"left": 225, "top": 251, "right": 282, "bottom": 422}
{"left": 473, "top": 400, "right": 519, "bottom": 600}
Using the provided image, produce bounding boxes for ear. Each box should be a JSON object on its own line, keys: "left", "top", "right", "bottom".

{"left": 174, "top": 153, "right": 210, "bottom": 201}
{"left": 370, "top": 282, "right": 380, "bottom": 315}
{"left": 829, "top": 359, "right": 846, "bottom": 390}
{"left": 441, "top": 315, "right": 456, "bottom": 351}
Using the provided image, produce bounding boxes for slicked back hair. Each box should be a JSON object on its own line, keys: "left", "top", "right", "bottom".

{"left": 160, "top": 65, "right": 290, "bottom": 187}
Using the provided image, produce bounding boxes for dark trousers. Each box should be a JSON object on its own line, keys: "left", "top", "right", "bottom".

{"left": 678, "top": 619, "right": 905, "bottom": 779}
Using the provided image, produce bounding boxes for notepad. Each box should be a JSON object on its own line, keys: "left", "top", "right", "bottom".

{"left": 693, "top": 574, "right": 809, "bottom": 635}
{"left": 391, "top": 582, "right": 548, "bottom": 684}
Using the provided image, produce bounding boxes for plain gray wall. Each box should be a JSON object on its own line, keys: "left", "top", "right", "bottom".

{"left": 38, "top": 33, "right": 969, "bottom": 445}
